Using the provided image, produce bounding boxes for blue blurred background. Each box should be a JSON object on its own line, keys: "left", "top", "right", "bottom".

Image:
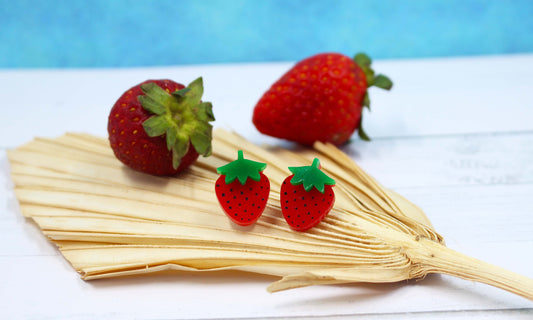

{"left": 2, "top": 0, "right": 532, "bottom": 68}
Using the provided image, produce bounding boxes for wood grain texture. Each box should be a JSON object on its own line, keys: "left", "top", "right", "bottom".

{"left": 1, "top": 54, "right": 533, "bottom": 319}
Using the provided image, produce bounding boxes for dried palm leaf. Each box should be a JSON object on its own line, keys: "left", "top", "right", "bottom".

{"left": 7, "top": 129, "right": 533, "bottom": 301}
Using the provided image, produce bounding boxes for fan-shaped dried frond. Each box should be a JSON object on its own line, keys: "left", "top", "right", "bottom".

{"left": 7, "top": 129, "right": 533, "bottom": 300}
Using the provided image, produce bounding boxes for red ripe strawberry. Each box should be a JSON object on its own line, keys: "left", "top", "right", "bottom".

{"left": 253, "top": 52, "right": 392, "bottom": 145}
{"left": 280, "top": 158, "right": 335, "bottom": 231}
{"left": 215, "top": 150, "right": 270, "bottom": 226}
{"left": 108, "top": 77, "right": 215, "bottom": 176}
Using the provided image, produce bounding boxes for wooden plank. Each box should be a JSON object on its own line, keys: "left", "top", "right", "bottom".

{"left": 2, "top": 55, "right": 533, "bottom": 319}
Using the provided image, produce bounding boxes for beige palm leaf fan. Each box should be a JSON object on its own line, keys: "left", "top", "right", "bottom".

{"left": 7, "top": 128, "right": 533, "bottom": 300}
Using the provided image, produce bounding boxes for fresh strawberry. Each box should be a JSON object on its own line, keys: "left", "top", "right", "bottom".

{"left": 253, "top": 52, "right": 392, "bottom": 145}
{"left": 108, "top": 77, "right": 214, "bottom": 176}
{"left": 280, "top": 158, "right": 335, "bottom": 231}
{"left": 215, "top": 150, "right": 270, "bottom": 226}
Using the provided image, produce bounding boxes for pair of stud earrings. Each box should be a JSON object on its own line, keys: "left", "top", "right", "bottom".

{"left": 215, "top": 150, "right": 335, "bottom": 231}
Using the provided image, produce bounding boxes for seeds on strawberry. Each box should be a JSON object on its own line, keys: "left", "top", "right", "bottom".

{"left": 215, "top": 151, "right": 270, "bottom": 226}
{"left": 253, "top": 52, "right": 392, "bottom": 145}
{"left": 108, "top": 77, "right": 215, "bottom": 176}
{"left": 280, "top": 158, "right": 335, "bottom": 231}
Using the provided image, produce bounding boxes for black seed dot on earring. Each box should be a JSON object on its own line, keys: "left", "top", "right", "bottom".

{"left": 285, "top": 206, "right": 288, "bottom": 209}
{"left": 249, "top": 187, "right": 253, "bottom": 191}
{"left": 216, "top": 184, "right": 220, "bottom": 187}
{"left": 226, "top": 200, "right": 230, "bottom": 203}
{"left": 221, "top": 193, "right": 225, "bottom": 197}
{"left": 284, "top": 192, "right": 287, "bottom": 195}
{"left": 307, "top": 212, "right": 310, "bottom": 215}
{"left": 255, "top": 193, "right": 259, "bottom": 196}
{"left": 234, "top": 213, "right": 237, "bottom": 216}
{"left": 245, "top": 197, "right": 248, "bottom": 200}
{"left": 304, "top": 204, "right": 307, "bottom": 207}
{"left": 239, "top": 203, "right": 242, "bottom": 206}
{"left": 240, "top": 191, "right": 244, "bottom": 195}
{"left": 230, "top": 188, "right": 233, "bottom": 192}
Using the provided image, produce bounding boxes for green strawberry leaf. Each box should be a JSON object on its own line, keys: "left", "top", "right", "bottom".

{"left": 352, "top": 52, "right": 393, "bottom": 141}
{"left": 138, "top": 77, "right": 215, "bottom": 169}
{"left": 196, "top": 102, "right": 215, "bottom": 121}
{"left": 165, "top": 124, "right": 178, "bottom": 150}
{"left": 171, "top": 77, "right": 203, "bottom": 112}
{"left": 140, "top": 83, "right": 178, "bottom": 112}
{"left": 354, "top": 53, "right": 374, "bottom": 85}
{"left": 190, "top": 125, "right": 213, "bottom": 156}
{"left": 353, "top": 52, "right": 393, "bottom": 90}
{"left": 217, "top": 150, "right": 267, "bottom": 185}
{"left": 289, "top": 158, "right": 335, "bottom": 193}
{"left": 172, "top": 136, "right": 190, "bottom": 169}
{"left": 354, "top": 52, "right": 371, "bottom": 68}
{"left": 142, "top": 115, "right": 172, "bottom": 137}
{"left": 363, "top": 92, "right": 370, "bottom": 110}
{"left": 373, "top": 74, "right": 393, "bottom": 90}
{"left": 357, "top": 120, "right": 371, "bottom": 141}
{"left": 172, "top": 87, "right": 191, "bottom": 98}
{"left": 138, "top": 95, "right": 166, "bottom": 115}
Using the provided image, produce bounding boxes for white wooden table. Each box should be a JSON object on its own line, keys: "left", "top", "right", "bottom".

{"left": 1, "top": 54, "right": 533, "bottom": 319}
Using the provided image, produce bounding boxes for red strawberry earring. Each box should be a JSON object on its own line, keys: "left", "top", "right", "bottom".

{"left": 280, "top": 158, "right": 335, "bottom": 231}
{"left": 215, "top": 150, "right": 270, "bottom": 226}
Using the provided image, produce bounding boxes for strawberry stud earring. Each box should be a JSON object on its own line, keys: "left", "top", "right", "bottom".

{"left": 215, "top": 150, "right": 270, "bottom": 226}
{"left": 280, "top": 158, "right": 335, "bottom": 231}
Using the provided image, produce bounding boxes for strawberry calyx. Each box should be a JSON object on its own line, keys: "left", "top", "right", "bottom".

{"left": 353, "top": 53, "right": 393, "bottom": 141}
{"left": 353, "top": 52, "right": 393, "bottom": 94}
{"left": 288, "top": 158, "right": 335, "bottom": 193}
{"left": 217, "top": 150, "right": 267, "bottom": 185}
{"left": 139, "top": 77, "right": 215, "bottom": 169}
